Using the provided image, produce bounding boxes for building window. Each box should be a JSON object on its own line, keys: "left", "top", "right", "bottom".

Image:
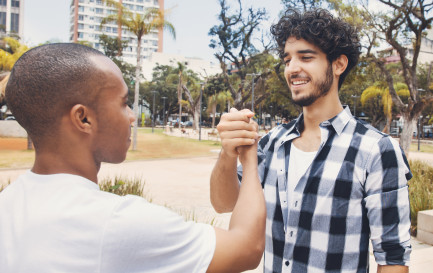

{"left": 96, "top": 0, "right": 102, "bottom": 5}
{"left": 78, "top": 24, "right": 84, "bottom": 30}
{"left": 78, "top": 6, "right": 84, "bottom": 12}
{"left": 95, "top": 8, "right": 103, "bottom": 14}
{"left": 11, "top": 0, "right": 19, "bottom": 8}
{"left": 137, "top": 0, "right": 143, "bottom": 3}
{"left": 10, "top": 13, "right": 19, "bottom": 33}
{"left": 136, "top": 5, "right": 143, "bottom": 11}
{"left": 0, "top": 12, "right": 5, "bottom": 32}
{"left": 0, "top": 0, "right": 6, "bottom": 6}
{"left": 78, "top": 15, "right": 84, "bottom": 21}
{"left": 78, "top": 32, "right": 84, "bottom": 38}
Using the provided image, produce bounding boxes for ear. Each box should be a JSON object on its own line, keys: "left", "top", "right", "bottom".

{"left": 70, "top": 104, "right": 94, "bottom": 134}
{"left": 332, "top": 54, "right": 349, "bottom": 77}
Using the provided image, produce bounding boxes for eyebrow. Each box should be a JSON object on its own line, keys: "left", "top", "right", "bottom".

{"left": 283, "top": 49, "right": 319, "bottom": 58}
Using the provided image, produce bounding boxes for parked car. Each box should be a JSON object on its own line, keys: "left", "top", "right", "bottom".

{"left": 5, "top": 116, "right": 15, "bottom": 120}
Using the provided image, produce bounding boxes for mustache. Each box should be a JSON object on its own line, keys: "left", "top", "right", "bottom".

{"left": 290, "top": 74, "right": 310, "bottom": 80}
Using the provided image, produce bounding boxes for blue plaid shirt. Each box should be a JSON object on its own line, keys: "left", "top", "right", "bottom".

{"left": 238, "top": 107, "right": 412, "bottom": 273}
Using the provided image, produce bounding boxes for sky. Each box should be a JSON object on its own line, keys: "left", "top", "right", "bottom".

{"left": 22, "top": 0, "right": 284, "bottom": 63}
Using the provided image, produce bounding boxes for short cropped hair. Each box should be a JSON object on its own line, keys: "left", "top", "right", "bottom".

{"left": 5, "top": 43, "right": 105, "bottom": 143}
{"left": 270, "top": 8, "right": 361, "bottom": 89}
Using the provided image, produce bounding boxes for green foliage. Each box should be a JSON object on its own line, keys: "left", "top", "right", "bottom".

{"left": 408, "top": 160, "right": 433, "bottom": 235}
{"left": 0, "top": 37, "right": 29, "bottom": 71}
{"left": 99, "top": 176, "right": 148, "bottom": 198}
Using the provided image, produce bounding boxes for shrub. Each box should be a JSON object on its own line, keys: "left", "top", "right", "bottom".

{"left": 408, "top": 160, "right": 433, "bottom": 235}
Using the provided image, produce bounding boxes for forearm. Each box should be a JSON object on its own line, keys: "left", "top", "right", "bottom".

{"left": 228, "top": 154, "right": 266, "bottom": 264}
{"left": 377, "top": 265, "right": 408, "bottom": 273}
{"left": 210, "top": 149, "right": 241, "bottom": 213}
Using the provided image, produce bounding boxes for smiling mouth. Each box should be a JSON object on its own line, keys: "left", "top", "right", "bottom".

{"left": 291, "top": 80, "right": 309, "bottom": 86}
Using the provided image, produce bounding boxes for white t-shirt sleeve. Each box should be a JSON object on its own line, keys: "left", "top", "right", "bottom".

{"left": 99, "top": 195, "right": 216, "bottom": 273}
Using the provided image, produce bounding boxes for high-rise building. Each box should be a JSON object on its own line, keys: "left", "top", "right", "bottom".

{"left": 69, "top": 0, "right": 164, "bottom": 65}
{"left": 0, "top": 0, "right": 24, "bottom": 38}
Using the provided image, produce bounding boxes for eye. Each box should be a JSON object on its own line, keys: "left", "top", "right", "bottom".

{"left": 284, "top": 58, "right": 291, "bottom": 65}
{"left": 302, "top": 56, "right": 313, "bottom": 61}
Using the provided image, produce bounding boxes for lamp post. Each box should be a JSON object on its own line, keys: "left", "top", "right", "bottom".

{"left": 161, "top": 96, "right": 167, "bottom": 126}
{"left": 151, "top": 91, "right": 158, "bottom": 133}
{"left": 246, "top": 73, "right": 259, "bottom": 113}
{"left": 418, "top": 116, "right": 423, "bottom": 151}
{"left": 199, "top": 82, "right": 205, "bottom": 141}
{"left": 417, "top": 88, "right": 425, "bottom": 151}
{"left": 351, "top": 95, "right": 360, "bottom": 117}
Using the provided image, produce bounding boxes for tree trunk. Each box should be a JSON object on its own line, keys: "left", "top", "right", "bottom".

{"left": 193, "top": 106, "right": 200, "bottom": 131}
{"left": 211, "top": 103, "right": 216, "bottom": 129}
{"left": 132, "top": 37, "right": 142, "bottom": 151}
{"left": 400, "top": 113, "right": 415, "bottom": 156}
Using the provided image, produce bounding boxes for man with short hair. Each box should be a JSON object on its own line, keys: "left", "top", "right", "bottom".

{"left": 0, "top": 43, "right": 266, "bottom": 273}
{"left": 210, "top": 9, "right": 411, "bottom": 273}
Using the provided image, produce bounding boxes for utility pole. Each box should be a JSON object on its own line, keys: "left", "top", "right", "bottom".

{"left": 151, "top": 91, "right": 158, "bottom": 133}
{"left": 161, "top": 96, "right": 167, "bottom": 126}
{"left": 351, "top": 95, "right": 360, "bottom": 117}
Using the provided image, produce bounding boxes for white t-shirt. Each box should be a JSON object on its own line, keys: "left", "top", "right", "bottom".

{"left": 0, "top": 171, "right": 215, "bottom": 273}
{"left": 287, "top": 143, "right": 317, "bottom": 205}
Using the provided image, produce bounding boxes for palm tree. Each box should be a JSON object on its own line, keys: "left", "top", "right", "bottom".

{"left": 361, "top": 82, "right": 409, "bottom": 133}
{"left": 102, "top": 0, "right": 175, "bottom": 150}
{"left": 207, "top": 91, "right": 233, "bottom": 129}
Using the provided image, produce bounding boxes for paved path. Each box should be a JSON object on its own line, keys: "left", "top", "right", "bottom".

{"left": 1, "top": 154, "right": 432, "bottom": 272}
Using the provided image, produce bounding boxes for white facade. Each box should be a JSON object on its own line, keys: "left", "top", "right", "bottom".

{"left": 69, "top": 0, "right": 162, "bottom": 65}
{"left": 0, "top": 0, "right": 24, "bottom": 38}
{"left": 141, "top": 52, "right": 222, "bottom": 80}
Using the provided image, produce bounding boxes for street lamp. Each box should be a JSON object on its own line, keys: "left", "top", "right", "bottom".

{"left": 151, "top": 91, "right": 158, "bottom": 133}
{"left": 417, "top": 88, "right": 425, "bottom": 151}
{"left": 246, "top": 73, "right": 259, "bottom": 113}
{"left": 199, "top": 82, "right": 205, "bottom": 141}
{"left": 161, "top": 96, "right": 167, "bottom": 126}
{"left": 351, "top": 95, "right": 360, "bottom": 117}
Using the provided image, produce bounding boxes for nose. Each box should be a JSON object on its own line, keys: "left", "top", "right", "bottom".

{"left": 285, "top": 58, "right": 301, "bottom": 76}
{"left": 128, "top": 107, "right": 136, "bottom": 124}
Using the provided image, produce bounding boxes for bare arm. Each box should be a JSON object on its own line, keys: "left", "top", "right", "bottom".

{"left": 207, "top": 137, "right": 266, "bottom": 273}
{"left": 377, "top": 265, "right": 408, "bottom": 273}
{"left": 210, "top": 108, "right": 258, "bottom": 213}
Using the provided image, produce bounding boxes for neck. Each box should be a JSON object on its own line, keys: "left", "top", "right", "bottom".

{"left": 302, "top": 88, "right": 343, "bottom": 132}
{"left": 32, "top": 147, "right": 100, "bottom": 184}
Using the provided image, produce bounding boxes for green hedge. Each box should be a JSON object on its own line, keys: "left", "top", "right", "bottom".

{"left": 408, "top": 160, "right": 433, "bottom": 235}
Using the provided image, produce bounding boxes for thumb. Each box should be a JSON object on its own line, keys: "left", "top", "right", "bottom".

{"left": 229, "top": 107, "right": 239, "bottom": 113}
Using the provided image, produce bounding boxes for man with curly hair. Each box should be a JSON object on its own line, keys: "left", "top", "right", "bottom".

{"left": 210, "top": 8, "right": 411, "bottom": 273}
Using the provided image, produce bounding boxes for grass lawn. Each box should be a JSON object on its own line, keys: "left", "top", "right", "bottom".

{"left": 0, "top": 128, "right": 221, "bottom": 169}
{"left": 409, "top": 142, "right": 433, "bottom": 153}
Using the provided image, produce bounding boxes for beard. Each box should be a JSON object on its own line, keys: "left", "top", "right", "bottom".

{"left": 292, "top": 64, "right": 334, "bottom": 107}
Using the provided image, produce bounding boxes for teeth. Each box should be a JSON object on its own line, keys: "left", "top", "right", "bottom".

{"left": 292, "top": 80, "right": 308, "bottom": 85}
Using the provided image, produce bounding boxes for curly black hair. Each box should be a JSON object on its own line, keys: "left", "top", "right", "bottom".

{"left": 270, "top": 8, "right": 361, "bottom": 89}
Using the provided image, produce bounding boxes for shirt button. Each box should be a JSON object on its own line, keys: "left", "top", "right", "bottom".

{"left": 285, "top": 260, "right": 290, "bottom": 266}
{"left": 290, "top": 231, "right": 293, "bottom": 237}
{"left": 294, "top": 201, "right": 298, "bottom": 207}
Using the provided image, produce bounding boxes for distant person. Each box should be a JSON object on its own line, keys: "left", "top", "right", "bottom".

{"left": 210, "top": 8, "right": 411, "bottom": 273}
{"left": 0, "top": 43, "right": 265, "bottom": 273}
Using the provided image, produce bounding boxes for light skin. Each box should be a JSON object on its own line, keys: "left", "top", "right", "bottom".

{"left": 210, "top": 37, "right": 408, "bottom": 273}
{"left": 31, "top": 55, "right": 265, "bottom": 273}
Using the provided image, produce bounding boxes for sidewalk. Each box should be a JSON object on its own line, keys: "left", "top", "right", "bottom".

{"left": 1, "top": 156, "right": 432, "bottom": 272}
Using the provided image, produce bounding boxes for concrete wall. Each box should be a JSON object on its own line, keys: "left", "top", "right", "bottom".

{"left": 0, "top": 120, "right": 27, "bottom": 137}
{"left": 418, "top": 210, "right": 433, "bottom": 245}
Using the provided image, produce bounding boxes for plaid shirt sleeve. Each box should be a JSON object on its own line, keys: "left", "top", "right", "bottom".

{"left": 363, "top": 136, "right": 412, "bottom": 266}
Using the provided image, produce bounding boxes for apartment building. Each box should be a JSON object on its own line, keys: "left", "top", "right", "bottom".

{"left": 69, "top": 0, "right": 164, "bottom": 65}
{"left": 0, "top": 0, "right": 24, "bottom": 38}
